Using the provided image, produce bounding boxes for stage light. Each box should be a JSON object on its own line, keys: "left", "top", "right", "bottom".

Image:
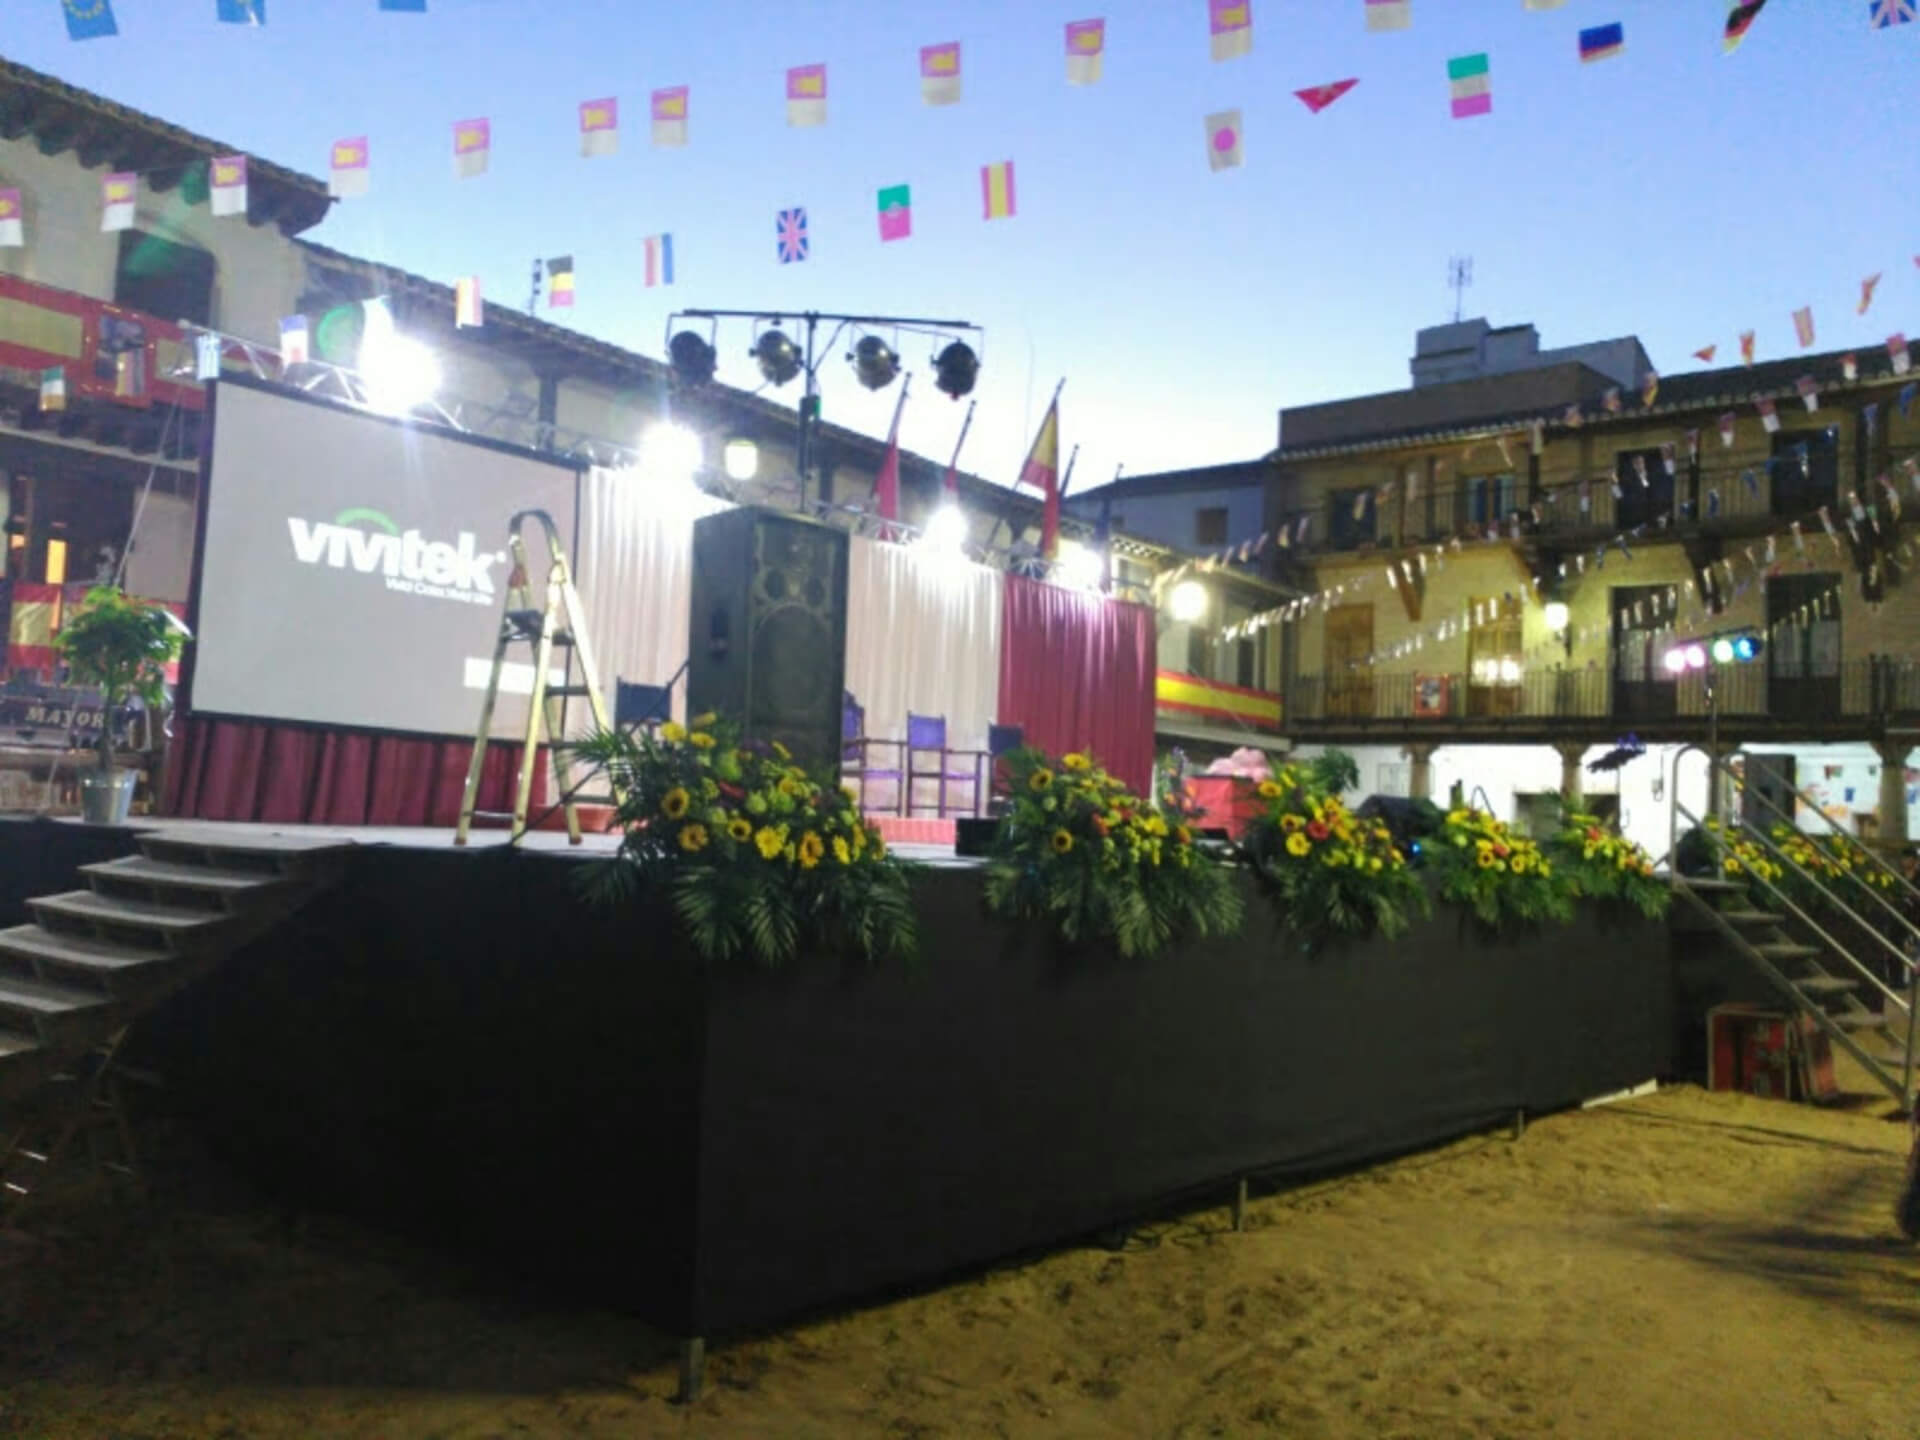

{"left": 1168, "top": 580, "right": 1208, "bottom": 623}
{"left": 850, "top": 335, "right": 900, "bottom": 391}
{"left": 639, "top": 422, "right": 704, "bottom": 488}
{"left": 1664, "top": 648, "right": 1688, "bottom": 675}
{"left": 1711, "top": 637, "right": 1735, "bottom": 664}
{"left": 722, "top": 437, "right": 759, "bottom": 482}
{"left": 1686, "top": 644, "right": 1707, "bottom": 669}
{"left": 1732, "top": 634, "right": 1762, "bottom": 662}
{"left": 933, "top": 340, "right": 979, "bottom": 400}
{"left": 1543, "top": 601, "right": 1570, "bottom": 632}
{"left": 1055, "top": 540, "right": 1105, "bottom": 591}
{"left": 919, "top": 502, "right": 969, "bottom": 555}
{"left": 753, "top": 329, "right": 802, "bottom": 387}
{"left": 359, "top": 331, "right": 442, "bottom": 415}
{"left": 668, "top": 330, "right": 717, "bottom": 387}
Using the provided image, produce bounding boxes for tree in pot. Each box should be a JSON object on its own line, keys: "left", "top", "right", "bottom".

{"left": 55, "top": 586, "right": 184, "bottom": 825}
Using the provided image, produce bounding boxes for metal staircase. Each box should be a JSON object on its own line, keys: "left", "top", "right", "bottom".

{"left": 1666, "top": 746, "right": 1919, "bottom": 1108}
{"left": 0, "top": 827, "right": 346, "bottom": 1210}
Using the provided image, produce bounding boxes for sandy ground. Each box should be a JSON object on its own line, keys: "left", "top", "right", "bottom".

{"left": 3, "top": 1085, "right": 1918, "bottom": 1440}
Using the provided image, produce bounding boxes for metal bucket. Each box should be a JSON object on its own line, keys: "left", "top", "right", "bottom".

{"left": 78, "top": 768, "right": 137, "bottom": 826}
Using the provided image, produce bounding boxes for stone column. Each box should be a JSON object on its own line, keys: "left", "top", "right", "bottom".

{"left": 1554, "top": 742, "right": 1586, "bottom": 811}
{"left": 1876, "top": 740, "right": 1912, "bottom": 854}
{"left": 1402, "top": 742, "right": 1437, "bottom": 802}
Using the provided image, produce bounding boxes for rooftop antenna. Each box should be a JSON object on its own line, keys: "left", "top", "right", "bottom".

{"left": 1447, "top": 255, "right": 1473, "bottom": 323}
{"left": 527, "top": 259, "right": 543, "bottom": 315}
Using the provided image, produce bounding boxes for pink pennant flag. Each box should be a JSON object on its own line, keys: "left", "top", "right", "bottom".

{"left": 100, "top": 172, "right": 137, "bottom": 231}
{"left": 921, "top": 42, "right": 962, "bottom": 105}
{"left": 1859, "top": 272, "right": 1882, "bottom": 315}
{"left": 1295, "top": 78, "right": 1358, "bottom": 112}
{"left": 1210, "top": 0, "right": 1253, "bottom": 59}
{"left": 1065, "top": 19, "right": 1105, "bottom": 85}
{"left": 579, "top": 98, "right": 618, "bottom": 157}
{"left": 786, "top": 64, "right": 827, "bottom": 126}
{"left": 651, "top": 87, "right": 688, "bottom": 147}
{"left": 1791, "top": 305, "right": 1814, "bottom": 348}
{"left": 1693, "top": 344, "right": 1717, "bottom": 363}
{"left": 1757, "top": 397, "right": 1780, "bottom": 433}
{"left": 1891, "top": 334, "right": 1913, "bottom": 376}
{"left": 329, "top": 138, "right": 369, "bottom": 198}
{"left": 1718, "top": 411, "right": 1736, "bottom": 447}
{"left": 209, "top": 154, "right": 248, "bottom": 216}
{"left": 1796, "top": 375, "right": 1819, "bottom": 412}
{"left": 452, "top": 118, "right": 490, "bottom": 178}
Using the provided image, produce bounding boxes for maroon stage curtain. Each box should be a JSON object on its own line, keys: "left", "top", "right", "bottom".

{"left": 162, "top": 715, "right": 547, "bottom": 828}
{"left": 998, "top": 574, "right": 1157, "bottom": 794}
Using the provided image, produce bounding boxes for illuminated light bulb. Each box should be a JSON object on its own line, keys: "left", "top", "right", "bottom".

{"left": 1168, "top": 580, "right": 1208, "bottom": 623}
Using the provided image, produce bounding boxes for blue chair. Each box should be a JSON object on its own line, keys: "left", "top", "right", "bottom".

{"left": 841, "top": 693, "right": 904, "bottom": 815}
{"left": 614, "top": 679, "right": 673, "bottom": 733}
{"left": 905, "top": 713, "right": 985, "bottom": 818}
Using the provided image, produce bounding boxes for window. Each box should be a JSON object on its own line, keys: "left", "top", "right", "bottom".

{"left": 1461, "top": 472, "right": 1518, "bottom": 530}
{"left": 113, "top": 229, "right": 216, "bottom": 328}
{"left": 1613, "top": 448, "right": 1673, "bottom": 530}
{"left": 1466, "top": 595, "right": 1523, "bottom": 716}
{"left": 1186, "top": 626, "right": 1214, "bottom": 678}
{"left": 1194, "top": 507, "right": 1229, "bottom": 546}
{"left": 1329, "top": 487, "right": 1376, "bottom": 550}
{"left": 1611, "top": 584, "right": 1675, "bottom": 722}
{"left": 1770, "top": 426, "right": 1839, "bottom": 517}
{"left": 1766, "top": 573, "right": 1841, "bottom": 721}
{"left": 1236, "top": 637, "right": 1256, "bottom": 689}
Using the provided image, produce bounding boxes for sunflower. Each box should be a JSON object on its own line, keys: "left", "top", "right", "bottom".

{"left": 689, "top": 732, "right": 717, "bottom": 750}
{"left": 728, "top": 817, "right": 754, "bottom": 842}
{"left": 754, "top": 826, "right": 785, "bottom": 860}
{"left": 662, "top": 787, "right": 691, "bottom": 820}
{"left": 1285, "top": 832, "right": 1311, "bottom": 857}
{"left": 1280, "top": 814, "right": 1304, "bottom": 832}
{"left": 1257, "top": 780, "right": 1283, "bottom": 800}
{"left": 678, "top": 823, "right": 709, "bottom": 853}
{"left": 1476, "top": 850, "right": 1497, "bottom": 869}
{"left": 1062, "top": 753, "right": 1091, "bottom": 772}
{"left": 1028, "top": 768, "right": 1055, "bottom": 793}
{"left": 798, "top": 832, "right": 825, "bottom": 869}
{"left": 832, "top": 836, "right": 852, "bottom": 865}
{"left": 1050, "top": 829, "right": 1074, "bottom": 854}
{"left": 660, "top": 722, "right": 687, "bottom": 744}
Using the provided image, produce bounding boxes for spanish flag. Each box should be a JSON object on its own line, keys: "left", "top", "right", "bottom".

{"left": 1018, "top": 385, "right": 1062, "bottom": 558}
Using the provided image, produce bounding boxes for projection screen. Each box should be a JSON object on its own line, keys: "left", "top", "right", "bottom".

{"left": 189, "top": 378, "right": 582, "bottom": 739}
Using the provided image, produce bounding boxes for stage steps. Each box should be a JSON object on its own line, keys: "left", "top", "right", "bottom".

{"left": 1, "top": 827, "right": 347, "bottom": 1209}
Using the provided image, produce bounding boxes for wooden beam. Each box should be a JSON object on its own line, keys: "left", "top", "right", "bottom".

{"left": 0, "top": 101, "right": 38, "bottom": 142}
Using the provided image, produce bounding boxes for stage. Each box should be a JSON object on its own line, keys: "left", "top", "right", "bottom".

{"left": 0, "top": 815, "right": 1676, "bottom": 1353}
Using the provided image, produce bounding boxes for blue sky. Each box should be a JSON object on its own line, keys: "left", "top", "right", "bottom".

{"left": 13, "top": 1, "right": 1917, "bottom": 490}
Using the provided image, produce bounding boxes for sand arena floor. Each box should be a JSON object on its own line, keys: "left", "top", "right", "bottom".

{"left": 2, "top": 1083, "right": 1917, "bottom": 1439}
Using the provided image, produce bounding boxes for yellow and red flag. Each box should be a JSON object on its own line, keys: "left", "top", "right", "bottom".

{"left": 1018, "top": 387, "right": 1063, "bottom": 558}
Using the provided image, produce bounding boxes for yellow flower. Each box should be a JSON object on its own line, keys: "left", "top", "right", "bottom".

{"left": 1476, "top": 850, "right": 1496, "bottom": 869}
{"left": 1062, "top": 753, "right": 1091, "bottom": 771}
{"left": 689, "top": 712, "right": 717, "bottom": 729}
{"left": 689, "top": 732, "right": 717, "bottom": 750}
{"left": 1280, "top": 814, "right": 1304, "bottom": 832}
{"left": 1285, "top": 832, "right": 1311, "bottom": 857}
{"left": 1028, "top": 768, "right": 1055, "bottom": 792}
{"left": 770, "top": 740, "right": 791, "bottom": 760}
{"left": 660, "top": 722, "right": 687, "bottom": 744}
{"left": 832, "top": 836, "right": 852, "bottom": 865}
{"left": 1369, "top": 857, "right": 1383, "bottom": 872}
{"left": 1540, "top": 862, "right": 1552, "bottom": 878}
{"left": 798, "top": 832, "right": 825, "bottom": 869}
{"left": 1050, "top": 829, "right": 1074, "bottom": 855}
{"left": 871, "top": 832, "right": 887, "bottom": 860}
{"left": 728, "top": 817, "right": 753, "bottom": 842}
{"left": 1257, "top": 780, "right": 1284, "bottom": 800}
{"left": 754, "top": 826, "right": 785, "bottom": 860}
{"left": 677, "top": 823, "right": 709, "bottom": 853}
{"left": 1723, "top": 858, "right": 1742, "bottom": 876}
{"left": 662, "top": 787, "right": 691, "bottom": 820}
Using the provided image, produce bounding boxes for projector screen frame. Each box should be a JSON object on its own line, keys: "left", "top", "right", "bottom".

{"left": 181, "top": 372, "right": 588, "bottom": 742}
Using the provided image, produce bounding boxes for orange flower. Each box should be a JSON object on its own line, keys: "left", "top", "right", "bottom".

{"left": 1305, "top": 820, "right": 1330, "bottom": 842}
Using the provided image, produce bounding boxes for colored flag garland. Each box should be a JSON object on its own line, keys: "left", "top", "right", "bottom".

{"left": 330, "top": 137, "right": 369, "bottom": 197}
{"left": 216, "top": 0, "right": 265, "bottom": 21}
{"left": 787, "top": 65, "right": 827, "bottom": 126}
{"left": 579, "top": 98, "right": 618, "bottom": 157}
{"left": 279, "top": 315, "right": 309, "bottom": 365}
{"left": 1295, "top": 78, "right": 1358, "bottom": 113}
{"left": 1065, "top": 19, "right": 1105, "bottom": 85}
{"left": 1578, "top": 23, "right": 1624, "bottom": 62}
{"left": 452, "top": 119, "right": 489, "bottom": 179}
{"left": 777, "top": 207, "right": 809, "bottom": 262}
{"left": 920, "top": 43, "right": 962, "bottom": 105}
{"left": 643, "top": 234, "right": 674, "bottom": 287}
{"left": 0, "top": 189, "right": 21, "bottom": 248}
{"left": 1205, "top": 110, "right": 1244, "bottom": 171}
{"left": 1791, "top": 305, "right": 1815, "bottom": 348}
{"left": 981, "top": 162, "right": 1016, "bottom": 220}
{"left": 1722, "top": 0, "right": 1766, "bottom": 52}
{"left": 209, "top": 154, "right": 247, "bottom": 216}
{"left": 877, "top": 186, "right": 911, "bottom": 242}
{"left": 454, "top": 276, "right": 483, "bottom": 328}
{"left": 100, "top": 172, "right": 136, "bottom": 231}
{"left": 1366, "top": 0, "right": 1410, "bottom": 33}
{"left": 1211, "top": 0, "right": 1253, "bottom": 58}
{"left": 1858, "top": 272, "right": 1882, "bottom": 314}
{"left": 62, "top": 0, "right": 118, "bottom": 41}
{"left": 1447, "top": 53, "right": 1491, "bottom": 119}
{"left": 652, "top": 87, "right": 688, "bottom": 148}
{"left": 546, "top": 255, "right": 574, "bottom": 306}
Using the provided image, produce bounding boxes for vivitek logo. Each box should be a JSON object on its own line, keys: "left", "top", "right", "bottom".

{"left": 287, "top": 508, "right": 503, "bottom": 605}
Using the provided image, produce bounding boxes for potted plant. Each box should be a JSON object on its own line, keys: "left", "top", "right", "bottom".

{"left": 55, "top": 586, "right": 184, "bottom": 825}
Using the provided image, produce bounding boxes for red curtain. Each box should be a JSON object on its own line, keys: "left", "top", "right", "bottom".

{"left": 162, "top": 715, "right": 546, "bottom": 828}
{"left": 998, "top": 574, "right": 1157, "bottom": 794}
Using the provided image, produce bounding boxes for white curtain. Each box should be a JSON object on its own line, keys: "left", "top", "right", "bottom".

{"left": 843, "top": 537, "right": 1003, "bottom": 753}
{"left": 570, "top": 468, "right": 728, "bottom": 734}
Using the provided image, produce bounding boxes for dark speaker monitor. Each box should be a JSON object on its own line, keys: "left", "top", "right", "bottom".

{"left": 687, "top": 507, "right": 849, "bottom": 779}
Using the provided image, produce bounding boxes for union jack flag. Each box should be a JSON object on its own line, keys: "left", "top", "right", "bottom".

{"left": 1871, "top": 0, "right": 1915, "bottom": 26}
{"left": 777, "top": 207, "right": 809, "bottom": 264}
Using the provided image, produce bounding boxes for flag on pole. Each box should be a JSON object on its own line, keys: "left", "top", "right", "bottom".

{"left": 1447, "top": 53, "right": 1491, "bottom": 118}
{"left": 1739, "top": 330, "right": 1755, "bottom": 366}
{"left": 1019, "top": 387, "right": 1064, "bottom": 558}
{"left": 39, "top": 366, "right": 65, "bottom": 412}
{"left": 877, "top": 185, "right": 911, "bottom": 242}
{"left": 453, "top": 118, "right": 489, "bottom": 178}
{"left": 454, "top": 276, "right": 483, "bottom": 328}
{"left": 1892, "top": 334, "right": 1913, "bottom": 376}
{"left": 944, "top": 399, "right": 974, "bottom": 495}
{"left": 643, "top": 234, "right": 674, "bottom": 287}
{"left": 1366, "top": 0, "right": 1410, "bottom": 32}
{"left": 329, "top": 137, "right": 369, "bottom": 197}
{"left": 546, "top": 255, "right": 574, "bottom": 307}
{"left": 0, "top": 189, "right": 22, "bottom": 248}
{"left": 1792, "top": 306, "right": 1815, "bottom": 348}
{"left": 1757, "top": 397, "right": 1779, "bottom": 433}
{"left": 1858, "top": 273, "right": 1882, "bottom": 314}
{"left": 786, "top": 64, "right": 827, "bottom": 126}
{"left": 100, "top": 172, "right": 136, "bottom": 231}
{"left": 62, "top": 0, "right": 118, "bottom": 40}
{"left": 873, "top": 377, "right": 911, "bottom": 523}
{"left": 216, "top": 0, "right": 265, "bottom": 21}
{"left": 1641, "top": 369, "right": 1659, "bottom": 408}
{"left": 209, "top": 155, "right": 247, "bottom": 215}
{"left": 1723, "top": 1, "right": 1766, "bottom": 53}
{"left": 1210, "top": 0, "right": 1253, "bottom": 58}
{"left": 1205, "top": 110, "right": 1244, "bottom": 171}
{"left": 279, "top": 315, "right": 309, "bottom": 365}
{"left": 651, "top": 87, "right": 688, "bottom": 147}
{"left": 981, "top": 162, "right": 1016, "bottom": 220}
{"left": 777, "top": 208, "right": 809, "bottom": 263}
{"left": 1577, "top": 23, "right": 1624, "bottom": 61}
{"left": 1066, "top": 19, "right": 1105, "bottom": 84}
{"left": 1693, "top": 345, "right": 1717, "bottom": 363}
{"left": 920, "top": 43, "right": 962, "bottom": 105}
{"left": 579, "top": 98, "right": 618, "bottom": 157}
{"left": 1295, "top": 78, "right": 1358, "bottom": 112}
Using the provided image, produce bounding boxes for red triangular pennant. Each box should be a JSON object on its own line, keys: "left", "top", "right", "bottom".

{"left": 1294, "top": 78, "right": 1358, "bottom": 114}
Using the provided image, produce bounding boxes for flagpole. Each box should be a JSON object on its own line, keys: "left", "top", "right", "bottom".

{"left": 943, "top": 399, "right": 976, "bottom": 495}
{"left": 869, "top": 371, "right": 912, "bottom": 525}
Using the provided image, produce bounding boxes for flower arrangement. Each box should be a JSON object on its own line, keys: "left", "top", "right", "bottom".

{"left": 572, "top": 716, "right": 916, "bottom": 967}
{"left": 984, "top": 747, "right": 1242, "bottom": 958}
{"left": 1238, "top": 764, "right": 1428, "bottom": 947}
{"left": 1427, "top": 807, "right": 1576, "bottom": 929}
{"left": 1546, "top": 811, "right": 1670, "bottom": 919}
{"left": 1766, "top": 823, "right": 1896, "bottom": 900}
{"left": 1698, "top": 818, "right": 1784, "bottom": 886}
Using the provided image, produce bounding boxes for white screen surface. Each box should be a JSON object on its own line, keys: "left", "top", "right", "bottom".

{"left": 190, "top": 380, "right": 581, "bottom": 738}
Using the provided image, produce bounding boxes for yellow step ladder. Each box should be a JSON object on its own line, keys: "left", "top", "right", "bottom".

{"left": 455, "top": 509, "right": 617, "bottom": 846}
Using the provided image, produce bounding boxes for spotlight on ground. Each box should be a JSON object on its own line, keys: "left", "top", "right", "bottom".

{"left": 933, "top": 340, "right": 979, "bottom": 400}
{"left": 668, "top": 330, "right": 717, "bottom": 387}
{"left": 753, "top": 329, "right": 802, "bottom": 387}
{"left": 850, "top": 335, "right": 900, "bottom": 391}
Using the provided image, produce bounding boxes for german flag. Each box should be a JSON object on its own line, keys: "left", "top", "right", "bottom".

{"left": 547, "top": 256, "right": 575, "bottom": 309}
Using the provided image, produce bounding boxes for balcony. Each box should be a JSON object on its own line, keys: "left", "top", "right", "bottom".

{"left": 1283, "top": 656, "right": 1917, "bottom": 745}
